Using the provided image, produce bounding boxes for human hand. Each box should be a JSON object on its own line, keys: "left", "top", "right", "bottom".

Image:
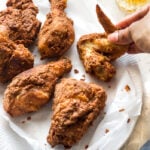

{"left": 108, "top": 5, "right": 150, "bottom": 54}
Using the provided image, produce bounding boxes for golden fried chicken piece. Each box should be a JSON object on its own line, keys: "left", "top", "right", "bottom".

{"left": 38, "top": 0, "right": 75, "bottom": 59}
{"left": 77, "top": 5, "right": 128, "bottom": 81}
{"left": 47, "top": 78, "right": 106, "bottom": 148}
{"left": 0, "top": 0, "right": 41, "bottom": 47}
{"left": 3, "top": 58, "right": 72, "bottom": 117}
{"left": 0, "top": 25, "right": 34, "bottom": 83}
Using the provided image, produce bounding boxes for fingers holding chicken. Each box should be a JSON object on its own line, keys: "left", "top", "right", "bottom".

{"left": 38, "top": 0, "right": 75, "bottom": 59}
{"left": 3, "top": 58, "right": 72, "bottom": 117}
{"left": 0, "top": 0, "right": 41, "bottom": 47}
{"left": 77, "top": 5, "right": 128, "bottom": 81}
{"left": 47, "top": 78, "right": 106, "bottom": 148}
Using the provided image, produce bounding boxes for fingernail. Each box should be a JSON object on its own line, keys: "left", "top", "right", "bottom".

{"left": 108, "top": 31, "right": 119, "bottom": 43}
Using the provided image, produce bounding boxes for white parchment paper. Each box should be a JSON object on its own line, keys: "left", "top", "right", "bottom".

{"left": 0, "top": 0, "right": 143, "bottom": 150}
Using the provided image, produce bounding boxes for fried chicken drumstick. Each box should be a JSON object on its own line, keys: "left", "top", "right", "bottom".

{"left": 38, "top": 0, "right": 75, "bottom": 59}
{"left": 47, "top": 78, "right": 106, "bottom": 148}
{"left": 3, "top": 58, "right": 72, "bottom": 117}
{"left": 77, "top": 5, "right": 128, "bottom": 81}
{"left": 0, "top": 0, "right": 41, "bottom": 47}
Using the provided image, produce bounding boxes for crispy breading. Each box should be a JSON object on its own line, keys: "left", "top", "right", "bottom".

{"left": 0, "top": 0, "right": 41, "bottom": 47}
{"left": 0, "top": 29, "right": 34, "bottom": 83}
{"left": 3, "top": 58, "right": 72, "bottom": 117}
{"left": 38, "top": 0, "right": 75, "bottom": 59}
{"left": 96, "top": 5, "right": 117, "bottom": 33}
{"left": 77, "top": 5, "right": 128, "bottom": 81}
{"left": 47, "top": 78, "right": 106, "bottom": 148}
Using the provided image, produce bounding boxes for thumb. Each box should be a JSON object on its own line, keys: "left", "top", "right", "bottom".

{"left": 108, "top": 27, "right": 133, "bottom": 45}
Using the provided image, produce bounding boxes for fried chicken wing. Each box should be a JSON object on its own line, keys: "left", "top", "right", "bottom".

{"left": 0, "top": 25, "right": 34, "bottom": 83}
{"left": 0, "top": 0, "right": 41, "bottom": 47}
{"left": 77, "top": 5, "right": 128, "bottom": 81}
{"left": 3, "top": 58, "right": 72, "bottom": 117}
{"left": 38, "top": 0, "right": 75, "bottom": 59}
{"left": 47, "top": 78, "right": 106, "bottom": 148}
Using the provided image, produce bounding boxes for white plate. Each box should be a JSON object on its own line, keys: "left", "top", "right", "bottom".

{"left": 0, "top": 0, "right": 143, "bottom": 150}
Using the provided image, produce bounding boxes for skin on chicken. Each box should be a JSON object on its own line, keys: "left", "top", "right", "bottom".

{"left": 47, "top": 78, "right": 106, "bottom": 148}
{"left": 38, "top": 0, "right": 75, "bottom": 59}
{"left": 3, "top": 58, "right": 72, "bottom": 117}
{"left": 77, "top": 5, "right": 129, "bottom": 81}
{"left": 0, "top": 25, "right": 34, "bottom": 83}
{"left": 0, "top": 0, "right": 41, "bottom": 47}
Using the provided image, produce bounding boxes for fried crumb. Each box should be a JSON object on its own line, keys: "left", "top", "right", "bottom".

{"left": 21, "top": 120, "right": 25, "bottom": 124}
{"left": 105, "top": 129, "right": 109, "bottom": 133}
{"left": 119, "top": 108, "right": 125, "bottom": 112}
{"left": 125, "top": 85, "right": 130, "bottom": 92}
{"left": 80, "top": 78, "right": 85, "bottom": 81}
{"left": 64, "top": 145, "right": 72, "bottom": 149}
{"left": 82, "top": 74, "right": 85, "bottom": 78}
{"left": 108, "top": 85, "right": 111, "bottom": 88}
{"left": 74, "top": 69, "right": 79, "bottom": 74}
{"left": 85, "top": 145, "right": 89, "bottom": 149}
{"left": 127, "top": 118, "right": 131, "bottom": 123}
{"left": 27, "top": 116, "right": 31, "bottom": 120}
{"left": 104, "top": 112, "right": 106, "bottom": 115}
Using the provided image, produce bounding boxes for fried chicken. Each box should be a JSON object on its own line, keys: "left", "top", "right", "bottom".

{"left": 0, "top": 0, "right": 41, "bottom": 47}
{"left": 47, "top": 78, "right": 106, "bottom": 148}
{"left": 3, "top": 58, "right": 72, "bottom": 117}
{"left": 38, "top": 0, "right": 75, "bottom": 59}
{"left": 77, "top": 5, "right": 128, "bottom": 81}
{"left": 0, "top": 0, "right": 41, "bottom": 82}
{"left": 0, "top": 25, "right": 34, "bottom": 83}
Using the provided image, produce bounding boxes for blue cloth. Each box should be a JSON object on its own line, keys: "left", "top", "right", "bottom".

{"left": 140, "top": 141, "right": 150, "bottom": 150}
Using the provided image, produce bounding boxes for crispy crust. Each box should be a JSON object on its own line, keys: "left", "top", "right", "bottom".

{"left": 47, "top": 78, "right": 106, "bottom": 147}
{"left": 38, "top": 0, "right": 75, "bottom": 59}
{"left": 77, "top": 5, "right": 128, "bottom": 81}
{"left": 0, "top": 33, "right": 34, "bottom": 83}
{"left": 96, "top": 4, "right": 117, "bottom": 33}
{"left": 3, "top": 58, "right": 72, "bottom": 117}
{"left": 0, "top": 0, "right": 41, "bottom": 47}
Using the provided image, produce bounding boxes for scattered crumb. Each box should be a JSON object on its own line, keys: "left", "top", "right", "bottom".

{"left": 21, "top": 120, "right": 26, "bottom": 124}
{"left": 82, "top": 74, "right": 85, "bottom": 78}
{"left": 80, "top": 78, "right": 85, "bottom": 81}
{"left": 90, "top": 122, "right": 93, "bottom": 126}
{"left": 34, "top": 54, "right": 37, "bottom": 57}
{"left": 74, "top": 69, "right": 79, "bottom": 74}
{"left": 64, "top": 145, "right": 72, "bottom": 149}
{"left": 108, "top": 85, "right": 111, "bottom": 88}
{"left": 127, "top": 118, "right": 131, "bottom": 123}
{"left": 27, "top": 116, "right": 31, "bottom": 120}
{"left": 119, "top": 108, "right": 125, "bottom": 112}
{"left": 105, "top": 129, "right": 109, "bottom": 133}
{"left": 85, "top": 145, "right": 89, "bottom": 149}
{"left": 44, "top": 143, "right": 47, "bottom": 146}
{"left": 125, "top": 85, "right": 131, "bottom": 92}
{"left": 104, "top": 112, "right": 106, "bottom": 115}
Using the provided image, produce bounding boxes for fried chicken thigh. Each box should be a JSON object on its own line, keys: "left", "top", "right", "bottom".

{"left": 47, "top": 78, "right": 106, "bottom": 148}
{"left": 0, "top": 0, "right": 41, "bottom": 82}
{"left": 3, "top": 58, "right": 72, "bottom": 117}
{"left": 0, "top": 0, "right": 41, "bottom": 47}
{"left": 38, "top": 0, "right": 75, "bottom": 59}
{"left": 77, "top": 5, "right": 128, "bottom": 81}
{"left": 0, "top": 25, "right": 34, "bottom": 83}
